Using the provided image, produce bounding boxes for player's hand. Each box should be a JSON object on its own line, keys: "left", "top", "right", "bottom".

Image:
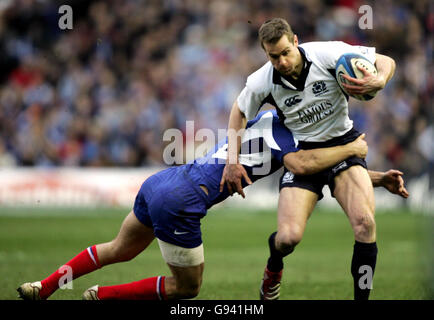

{"left": 349, "top": 133, "right": 368, "bottom": 158}
{"left": 341, "top": 65, "right": 384, "bottom": 95}
{"left": 219, "top": 163, "right": 252, "bottom": 198}
{"left": 380, "top": 170, "right": 409, "bottom": 198}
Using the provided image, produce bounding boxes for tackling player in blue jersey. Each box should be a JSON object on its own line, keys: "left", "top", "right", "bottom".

{"left": 17, "top": 111, "right": 407, "bottom": 300}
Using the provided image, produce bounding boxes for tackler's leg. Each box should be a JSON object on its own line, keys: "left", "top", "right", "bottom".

{"left": 18, "top": 211, "right": 154, "bottom": 300}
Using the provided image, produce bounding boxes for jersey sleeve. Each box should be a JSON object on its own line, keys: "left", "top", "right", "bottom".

{"left": 302, "top": 41, "right": 376, "bottom": 69}
{"left": 236, "top": 62, "right": 273, "bottom": 120}
{"left": 270, "top": 118, "right": 299, "bottom": 163}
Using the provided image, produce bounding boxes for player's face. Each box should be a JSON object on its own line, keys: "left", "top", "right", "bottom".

{"left": 264, "top": 35, "right": 301, "bottom": 78}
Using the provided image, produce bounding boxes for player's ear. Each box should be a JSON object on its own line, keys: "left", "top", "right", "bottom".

{"left": 293, "top": 34, "right": 298, "bottom": 46}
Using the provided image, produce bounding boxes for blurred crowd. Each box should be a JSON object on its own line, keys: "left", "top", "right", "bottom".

{"left": 0, "top": 0, "right": 432, "bottom": 182}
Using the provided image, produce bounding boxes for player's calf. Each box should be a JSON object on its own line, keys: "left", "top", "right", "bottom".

{"left": 351, "top": 241, "right": 378, "bottom": 300}
{"left": 96, "top": 240, "right": 142, "bottom": 264}
{"left": 260, "top": 232, "right": 296, "bottom": 300}
{"left": 91, "top": 276, "right": 168, "bottom": 300}
{"left": 268, "top": 228, "right": 301, "bottom": 273}
{"left": 172, "top": 281, "right": 201, "bottom": 299}
{"left": 352, "top": 213, "right": 376, "bottom": 243}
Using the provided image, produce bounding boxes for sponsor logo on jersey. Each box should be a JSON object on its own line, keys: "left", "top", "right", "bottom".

{"left": 297, "top": 100, "right": 334, "bottom": 124}
{"left": 282, "top": 171, "right": 295, "bottom": 184}
{"left": 284, "top": 95, "right": 302, "bottom": 107}
{"left": 312, "top": 80, "right": 329, "bottom": 96}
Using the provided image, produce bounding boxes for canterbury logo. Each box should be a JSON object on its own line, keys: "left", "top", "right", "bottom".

{"left": 284, "top": 95, "right": 302, "bottom": 107}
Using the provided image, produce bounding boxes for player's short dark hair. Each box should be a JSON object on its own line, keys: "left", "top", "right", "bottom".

{"left": 258, "top": 18, "right": 294, "bottom": 49}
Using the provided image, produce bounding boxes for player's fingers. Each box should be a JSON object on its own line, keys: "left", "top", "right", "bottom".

{"left": 226, "top": 181, "right": 233, "bottom": 196}
{"left": 357, "top": 65, "right": 371, "bottom": 76}
{"left": 342, "top": 83, "right": 365, "bottom": 92}
{"left": 236, "top": 181, "right": 245, "bottom": 198}
{"left": 397, "top": 176, "right": 409, "bottom": 198}
{"left": 242, "top": 171, "right": 252, "bottom": 185}
{"left": 342, "top": 74, "right": 362, "bottom": 84}
{"left": 389, "top": 170, "right": 404, "bottom": 178}
{"left": 342, "top": 80, "right": 364, "bottom": 88}
{"left": 219, "top": 176, "right": 225, "bottom": 192}
{"left": 342, "top": 85, "right": 366, "bottom": 94}
{"left": 395, "top": 170, "right": 404, "bottom": 176}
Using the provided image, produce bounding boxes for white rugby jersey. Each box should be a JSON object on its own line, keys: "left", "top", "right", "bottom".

{"left": 237, "top": 41, "right": 376, "bottom": 142}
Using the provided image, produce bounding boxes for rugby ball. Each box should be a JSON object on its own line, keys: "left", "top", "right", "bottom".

{"left": 336, "top": 53, "right": 378, "bottom": 101}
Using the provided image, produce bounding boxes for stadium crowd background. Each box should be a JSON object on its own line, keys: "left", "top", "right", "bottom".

{"left": 0, "top": 0, "right": 432, "bottom": 185}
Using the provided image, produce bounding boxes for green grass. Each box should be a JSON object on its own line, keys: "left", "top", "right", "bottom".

{"left": 0, "top": 207, "right": 432, "bottom": 300}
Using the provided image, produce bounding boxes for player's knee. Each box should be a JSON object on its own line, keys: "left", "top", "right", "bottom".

{"left": 353, "top": 214, "right": 376, "bottom": 242}
{"left": 276, "top": 229, "right": 302, "bottom": 253}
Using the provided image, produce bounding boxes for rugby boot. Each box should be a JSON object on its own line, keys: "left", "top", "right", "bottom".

{"left": 82, "top": 285, "right": 99, "bottom": 300}
{"left": 17, "top": 281, "right": 43, "bottom": 300}
{"left": 259, "top": 267, "right": 282, "bottom": 300}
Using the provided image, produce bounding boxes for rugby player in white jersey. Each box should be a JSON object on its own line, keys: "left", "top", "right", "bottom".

{"left": 220, "top": 18, "right": 398, "bottom": 300}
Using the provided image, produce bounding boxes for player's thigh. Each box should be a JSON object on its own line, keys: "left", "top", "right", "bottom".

{"left": 333, "top": 165, "right": 375, "bottom": 229}
{"left": 277, "top": 187, "right": 318, "bottom": 239}
{"left": 113, "top": 210, "right": 155, "bottom": 252}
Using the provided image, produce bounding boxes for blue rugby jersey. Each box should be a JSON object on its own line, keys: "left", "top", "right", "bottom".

{"left": 185, "top": 110, "right": 298, "bottom": 208}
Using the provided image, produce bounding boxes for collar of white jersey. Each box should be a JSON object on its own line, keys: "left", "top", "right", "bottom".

{"left": 272, "top": 46, "right": 312, "bottom": 91}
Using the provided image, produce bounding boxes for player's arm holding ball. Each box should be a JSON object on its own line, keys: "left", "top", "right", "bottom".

{"left": 342, "top": 53, "right": 396, "bottom": 96}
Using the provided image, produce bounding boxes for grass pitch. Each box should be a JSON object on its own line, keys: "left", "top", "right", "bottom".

{"left": 0, "top": 206, "right": 432, "bottom": 300}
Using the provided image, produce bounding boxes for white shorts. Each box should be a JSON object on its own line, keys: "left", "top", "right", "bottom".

{"left": 157, "top": 239, "right": 204, "bottom": 267}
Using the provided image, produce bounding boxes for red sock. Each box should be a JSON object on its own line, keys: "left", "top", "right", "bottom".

{"left": 40, "top": 245, "right": 101, "bottom": 299}
{"left": 98, "top": 276, "right": 167, "bottom": 300}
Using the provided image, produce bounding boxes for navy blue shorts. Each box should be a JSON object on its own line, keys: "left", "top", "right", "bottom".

{"left": 279, "top": 128, "right": 367, "bottom": 200}
{"left": 133, "top": 166, "right": 209, "bottom": 248}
